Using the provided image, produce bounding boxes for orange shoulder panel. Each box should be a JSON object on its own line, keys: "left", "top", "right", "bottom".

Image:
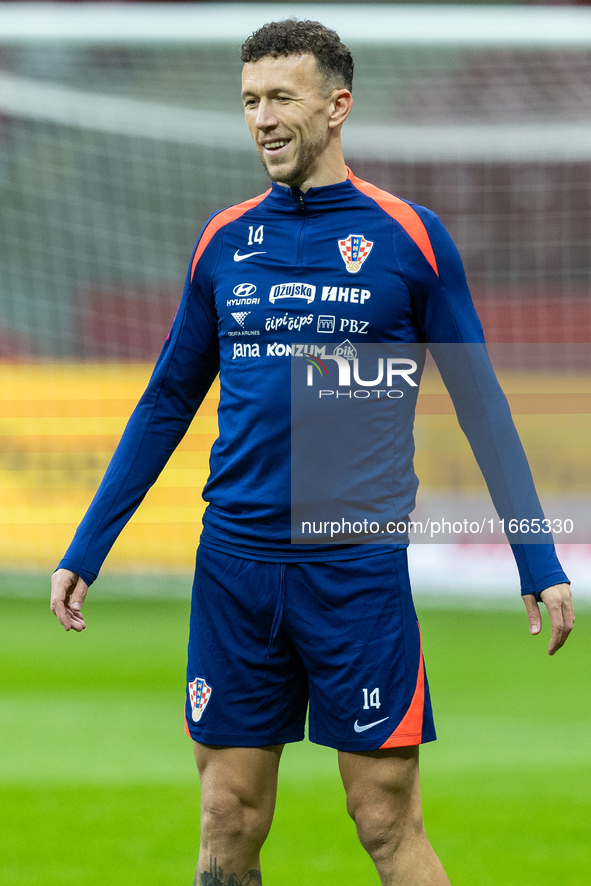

{"left": 190, "top": 189, "right": 271, "bottom": 282}
{"left": 348, "top": 171, "right": 439, "bottom": 277}
{"left": 380, "top": 626, "right": 425, "bottom": 748}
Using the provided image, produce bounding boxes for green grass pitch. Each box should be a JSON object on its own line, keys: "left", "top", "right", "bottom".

{"left": 0, "top": 583, "right": 589, "bottom": 885}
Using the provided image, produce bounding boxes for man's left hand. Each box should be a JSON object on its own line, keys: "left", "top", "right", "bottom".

{"left": 522, "top": 583, "right": 574, "bottom": 655}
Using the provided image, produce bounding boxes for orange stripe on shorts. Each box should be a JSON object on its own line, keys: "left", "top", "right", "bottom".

{"left": 380, "top": 625, "right": 425, "bottom": 748}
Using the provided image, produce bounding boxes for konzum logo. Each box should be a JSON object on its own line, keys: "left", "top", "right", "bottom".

{"left": 305, "top": 354, "right": 418, "bottom": 399}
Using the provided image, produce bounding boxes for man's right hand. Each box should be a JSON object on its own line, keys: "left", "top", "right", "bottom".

{"left": 51, "top": 569, "right": 89, "bottom": 632}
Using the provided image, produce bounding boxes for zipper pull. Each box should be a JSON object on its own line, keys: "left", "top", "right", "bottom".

{"left": 298, "top": 194, "right": 305, "bottom": 211}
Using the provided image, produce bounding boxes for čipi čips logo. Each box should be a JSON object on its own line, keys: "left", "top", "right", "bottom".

{"left": 304, "top": 353, "right": 418, "bottom": 399}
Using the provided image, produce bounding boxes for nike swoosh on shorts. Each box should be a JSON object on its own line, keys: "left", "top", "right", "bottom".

{"left": 233, "top": 250, "right": 266, "bottom": 262}
{"left": 354, "top": 717, "right": 389, "bottom": 733}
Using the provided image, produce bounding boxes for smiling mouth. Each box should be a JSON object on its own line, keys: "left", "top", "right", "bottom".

{"left": 262, "top": 139, "right": 290, "bottom": 156}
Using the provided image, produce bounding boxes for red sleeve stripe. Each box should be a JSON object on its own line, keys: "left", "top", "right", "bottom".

{"left": 348, "top": 170, "right": 439, "bottom": 277}
{"left": 190, "top": 189, "right": 271, "bottom": 282}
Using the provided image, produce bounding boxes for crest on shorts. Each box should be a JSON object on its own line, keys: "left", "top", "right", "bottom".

{"left": 338, "top": 234, "right": 373, "bottom": 273}
{"left": 188, "top": 676, "right": 212, "bottom": 722}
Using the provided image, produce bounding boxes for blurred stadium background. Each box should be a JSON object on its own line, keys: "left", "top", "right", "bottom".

{"left": 1, "top": 6, "right": 590, "bottom": 886}
{"left": 1, "top": 2, "right": 590, "bottom": 593}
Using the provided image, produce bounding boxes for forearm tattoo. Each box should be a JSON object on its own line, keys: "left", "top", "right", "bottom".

{"left": 196, "top": 857, "right": 262, "bottom": 886}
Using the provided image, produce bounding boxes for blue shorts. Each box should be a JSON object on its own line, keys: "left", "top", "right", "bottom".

{"left": 185, "top": 545, "right": 436, "bottom": 751}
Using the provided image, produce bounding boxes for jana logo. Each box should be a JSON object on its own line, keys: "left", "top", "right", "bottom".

{"left": 269, "top": 282, "right": 316, "bottom": 304}
{"left": 233, "top": 283, "right": 257, "bottom": 297}
{"left": 188, "top": 676, "right": 212, "bottom": 723}
{"left": 338, "top": 234, "right": 374, "bottom": 273}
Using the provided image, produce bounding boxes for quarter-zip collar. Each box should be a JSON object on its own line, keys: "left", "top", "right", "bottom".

{"left": 267, "top": 168, "right": 359, "bottom": 214}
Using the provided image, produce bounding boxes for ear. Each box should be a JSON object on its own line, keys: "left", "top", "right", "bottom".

{"left": 328, "top": 89, "right": 353, "bottom": 129}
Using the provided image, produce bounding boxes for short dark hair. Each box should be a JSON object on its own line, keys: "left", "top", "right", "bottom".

{"left": 241, "top": 19, "right": 354, "bottom": 92}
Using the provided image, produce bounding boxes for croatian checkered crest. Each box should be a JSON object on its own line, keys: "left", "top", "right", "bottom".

{"left": 338, "top": 234, "right": 374, "bottom": 273}
{"left": 188, "top": 676, "right": 212, "bottom": 722}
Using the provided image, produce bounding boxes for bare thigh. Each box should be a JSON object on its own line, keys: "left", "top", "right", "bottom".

{"left": 194, "top": 743, "right": 284, "bottom": 877}
{"left": 338, "top": 747, "right": 450, "bottom": 885}
{"left": 339, "top": 745, "right": 425, "bottom": 863}
{"left": 338, "top": 745, "right": 422, "bottom": 830}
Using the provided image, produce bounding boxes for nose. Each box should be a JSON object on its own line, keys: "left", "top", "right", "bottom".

{"left": 255, "top": 99, "right": 278, "bottom": 131}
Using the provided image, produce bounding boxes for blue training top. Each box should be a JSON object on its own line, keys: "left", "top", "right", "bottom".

{"left": 58, "top": 170, "right": 569, "bottom": 597}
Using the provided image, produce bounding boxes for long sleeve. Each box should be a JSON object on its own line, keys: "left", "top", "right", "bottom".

{"left": 402, "top": 207, "right": 569, "bottom": 598}
{"left": 57, "top": 234, "right": 221, "bottom": 585}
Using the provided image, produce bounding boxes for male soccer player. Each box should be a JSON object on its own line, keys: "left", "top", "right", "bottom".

{"left": 51, "top": 19, "right": 574, "bottom": 886}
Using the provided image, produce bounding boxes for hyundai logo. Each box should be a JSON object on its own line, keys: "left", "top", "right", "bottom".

{"left": 233, "top": 283, "right": 257, "bottom": 297}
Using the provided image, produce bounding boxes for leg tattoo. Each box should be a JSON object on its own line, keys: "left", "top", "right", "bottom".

{"left": 196, "top": 856, "right": 262, "bottom": 886}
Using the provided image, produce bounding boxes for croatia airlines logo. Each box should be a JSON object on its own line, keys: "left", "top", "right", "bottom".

{"left": 338, "top": 234, "right": 373, "bottom": 273}
{"left": 231, "top": 311, "right": 250, "bottom": 327}
{"left": 188, "top": 676, "right": 212, "bottom": 722}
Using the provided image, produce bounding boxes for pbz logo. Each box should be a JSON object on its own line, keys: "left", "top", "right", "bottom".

{"left": 317, "top": 315, "right": 335, "bottom": 333}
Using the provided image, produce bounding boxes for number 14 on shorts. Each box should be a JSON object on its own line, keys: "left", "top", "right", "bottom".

{"left": 362, "top": 687, "right": 381, "bottom": 710}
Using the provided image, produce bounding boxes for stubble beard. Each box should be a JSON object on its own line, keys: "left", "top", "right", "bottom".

{"left": 258, "top": 135, "right": 325, "bottom": 189}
